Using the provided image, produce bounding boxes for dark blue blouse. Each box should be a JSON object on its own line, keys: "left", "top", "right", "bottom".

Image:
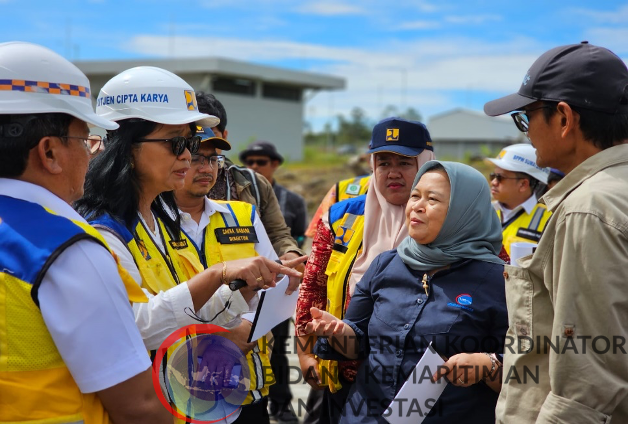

{"left": 314, "top": 250, "right": 507, "bottom": 423}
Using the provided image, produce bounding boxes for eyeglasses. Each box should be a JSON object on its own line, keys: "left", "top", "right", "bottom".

{"left": 191, "top": 154, "right": 225, "bottom": 169}
{"left": 136, "top": 135, "right": 201, "bottom": 156}
{"left": 489, "top": 172, "right": 522, "bottom": 183}
{"left": 58, "top": 135, "right": 100, "bottom": 154}
{"left": 87, "top": 135, "right": 103, "bottom": 154}
{"left": 511, "top": 106, "right": 553, "bottom": 133}
{"left": 245, "top": 159, "right": 269, "bottom": 167}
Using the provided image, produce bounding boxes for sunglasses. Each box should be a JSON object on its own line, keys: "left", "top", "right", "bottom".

{"left": 245, "top": 159, "right": 270, "bottom": 167}
{"left": 136, "top": 135, "right": 201, "bottom": 156}
{"left": 191, "top": 154, "right": 225, "bottom": 169}
{"left": 511, "top": 106, "right": 553, "bottom": 133}
{"left": 489, "top": 172, "right": 522, "bottom": 183}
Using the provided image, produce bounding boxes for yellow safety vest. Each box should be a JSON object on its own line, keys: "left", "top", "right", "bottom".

{"left": 190, "top": 200, "right": 273, "bottom": 405}
{"left": 318, "top": 195, "right": 366, "bottom": 393}
{"left": 497, "top": 203, "right": 552, "bottom": 255}
{"left": 336, "top": 175, "right": 370, "bottom": 203}
{"left": 0, "top": 195, "right": 147, "bottom": 424}
{"left": 90, "top": 212, "right": 204, "bottom": 420}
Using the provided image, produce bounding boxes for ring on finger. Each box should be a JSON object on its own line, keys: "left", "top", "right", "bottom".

{"left": 256, "top": 276, "right": 263, "bottom": 282}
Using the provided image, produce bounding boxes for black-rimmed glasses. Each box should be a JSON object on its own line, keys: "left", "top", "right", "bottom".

{"left": 489, "top": 172, "right": 522, "bottom": 183}
{"left": 191, "top": 154, "right": 225, "bottom": 169}
{"left": 511, "top": 106, "right": 553, "bottom": 133}
{"left": 136, "top": 135, "right": 201, "bottom": 156}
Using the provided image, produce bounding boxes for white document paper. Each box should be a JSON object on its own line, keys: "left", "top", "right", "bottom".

{"left": 510, "top": 242, "right": 537, "bottom": 267}
{"left": 383, "top": 342, "right": 448, "bottom": 424}
{"left": 241, "top": 275, "right": 299, "bottom": 342}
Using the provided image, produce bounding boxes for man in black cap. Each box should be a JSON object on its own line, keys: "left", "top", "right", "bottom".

{"left": 240, "top": 140, "right": 307, "bottom": 424}
{"left": 485, "top": 41, "right": 628, "bottom": 423}
{"left": 240, "top": 141, "right": 307, "bottom": 248}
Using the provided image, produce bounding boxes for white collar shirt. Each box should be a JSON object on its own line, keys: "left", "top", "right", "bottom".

{"left": 0, "top": 178, "right": 150, "bottom": 393}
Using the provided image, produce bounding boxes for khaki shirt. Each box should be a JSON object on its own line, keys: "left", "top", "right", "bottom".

{"left": 496, "top": 144, "right": 628, "bottom": 424}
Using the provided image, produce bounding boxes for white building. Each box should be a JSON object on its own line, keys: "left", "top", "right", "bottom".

{"left": 428, "top": 108, "right": 526, "bottom": 160}
{"left": 75, "top": 57, "right": 345, "bottom": 161}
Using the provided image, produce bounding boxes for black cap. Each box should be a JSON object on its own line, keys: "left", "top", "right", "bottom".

{"left": 366, "top": 117, "right": 433, "bottom": 157}
{"left": 239, "top": 140, "right": 284, "bottom": 164}
{"left": 485, "top": 41, "right": 628, "bottom": 116}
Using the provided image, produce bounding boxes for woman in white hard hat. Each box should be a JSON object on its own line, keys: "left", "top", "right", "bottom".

{"left": 75, "top": 67, "right": 302, "bottom": 421}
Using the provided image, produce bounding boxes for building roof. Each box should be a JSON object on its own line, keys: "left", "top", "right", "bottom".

{"left": 74, "top": 56, "right": 345, "bottom": 90}
{"left": 428, "top": 108, "right": 524, "bottom": 142}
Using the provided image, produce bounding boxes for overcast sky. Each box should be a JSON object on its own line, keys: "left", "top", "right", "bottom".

{"left": 2, "top": 0, "right": 627, "bottom": 130}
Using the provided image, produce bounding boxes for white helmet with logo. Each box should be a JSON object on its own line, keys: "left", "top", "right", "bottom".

{"left": 96, "top": 66, "right": 219, "bottom": 127}
{"left": 486, "top": 143, "right": 550, "bottom": 184}
{"left": 0, "top": 41, "right": 118, "bottom": 130}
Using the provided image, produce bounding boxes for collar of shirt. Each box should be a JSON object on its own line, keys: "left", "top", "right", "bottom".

{"left": 495, "top": 194, "right": 538, "bottom": 222}
{"left": 541, "top": 144, "right": 628, "bottom": 212}
{"left": 0, "top": 178, "right": 87, "bottom": 223}
{"left": 179, "top": 197, "right": 231, "bottom": 246}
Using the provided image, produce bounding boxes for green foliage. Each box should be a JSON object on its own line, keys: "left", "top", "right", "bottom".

{"left": 303, "top": 104, "right": 425, "bottom": 152}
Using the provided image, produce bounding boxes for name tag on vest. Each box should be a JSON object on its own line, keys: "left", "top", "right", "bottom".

{"left": 516, "top": 228, "right": 542, "bottom": 242}
{"left": 169, "top": 239, "right": 189, "bottom": 250}
{"left": 215, "top": 226, "right": 259, "bottom": 244}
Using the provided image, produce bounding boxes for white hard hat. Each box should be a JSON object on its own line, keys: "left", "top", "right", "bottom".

{"left": 486, "top": 143, "right": 550, "bottom": 184}
{"left": 0, "top": 41, "right": 118, "bottom": 130}
{"left": 96, "top": 66, "right": 219, "bottom": 127}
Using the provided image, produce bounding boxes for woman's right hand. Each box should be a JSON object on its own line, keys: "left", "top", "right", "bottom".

{"left": 222, "top": 255, "right": 305, "bottom": 291}
{"left": 304, "top": 307, "right": 346, "bottom": 337}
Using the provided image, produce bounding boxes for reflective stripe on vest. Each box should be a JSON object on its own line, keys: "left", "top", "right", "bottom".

{"left": 318, "top": 196, "right": 366, "bottom": 394}
{"left": 191, "top": 200, "right": 272, "bottom": 405}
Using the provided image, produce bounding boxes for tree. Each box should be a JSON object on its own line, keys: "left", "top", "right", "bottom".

{"left": 401, "top": 107, "right": 422, "bottom": 122}
{"left": 336, "top": 107, "right": 371, "bottom": 145}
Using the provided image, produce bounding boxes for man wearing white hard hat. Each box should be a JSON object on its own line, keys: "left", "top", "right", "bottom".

{"left": 0, "top": 43, "right": 170, "bottom": 423}
{"left": 485, "top": 143, "right": 552, "bottom": 256}
{"left": 75, "top": 66, "right": 304, "bottom": 423}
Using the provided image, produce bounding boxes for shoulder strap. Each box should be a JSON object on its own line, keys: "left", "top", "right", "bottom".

{"left": 228, "top": 164, "right": 261, "bottom": 205}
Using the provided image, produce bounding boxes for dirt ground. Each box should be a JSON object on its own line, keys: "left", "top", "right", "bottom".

{"left": 274, "top": 160, "right": 369, "bottom": 221}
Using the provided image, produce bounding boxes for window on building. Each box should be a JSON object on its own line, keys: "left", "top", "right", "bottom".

{"left": 262, "top": 83, "right": 301, "bottom": 102}
{"left": 213, "top": 76, "right": 256, "bottom": 96}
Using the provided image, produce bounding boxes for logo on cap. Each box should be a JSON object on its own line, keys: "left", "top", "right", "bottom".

{"left": 522, "top": 73, "right": 531, "bottom": 86}
{"left": 184, "top": 90, "right": 197, "bottom": 111}
{"left": 386, "top": 128, "right": 399, "bottom": 142}
{"left": 498, "top": 149, "right": 507, "bottom": 159}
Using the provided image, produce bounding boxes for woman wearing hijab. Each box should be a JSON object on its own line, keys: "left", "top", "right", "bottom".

{"left": 306, "top": 161, "right": 508, "bottom": 423}
{"left": 295, "top": 118, "right": 435, "bottom": 423}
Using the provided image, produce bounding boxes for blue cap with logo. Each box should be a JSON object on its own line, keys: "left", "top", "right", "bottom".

{"left": 196, "top": 126, "right": 231, "bottom": 150}
{"left": 366, "top": 117, "right": 433, "bottom": 157}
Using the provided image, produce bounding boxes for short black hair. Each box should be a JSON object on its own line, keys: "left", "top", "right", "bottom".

{"left": 0, "top": 113, "right": 73, "bottom": 178}
{"left": 196, "top": 92, "right": 227, "bottom": 133}
{"left": 542, "top": 101, "right": 628, "bottom": 150}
